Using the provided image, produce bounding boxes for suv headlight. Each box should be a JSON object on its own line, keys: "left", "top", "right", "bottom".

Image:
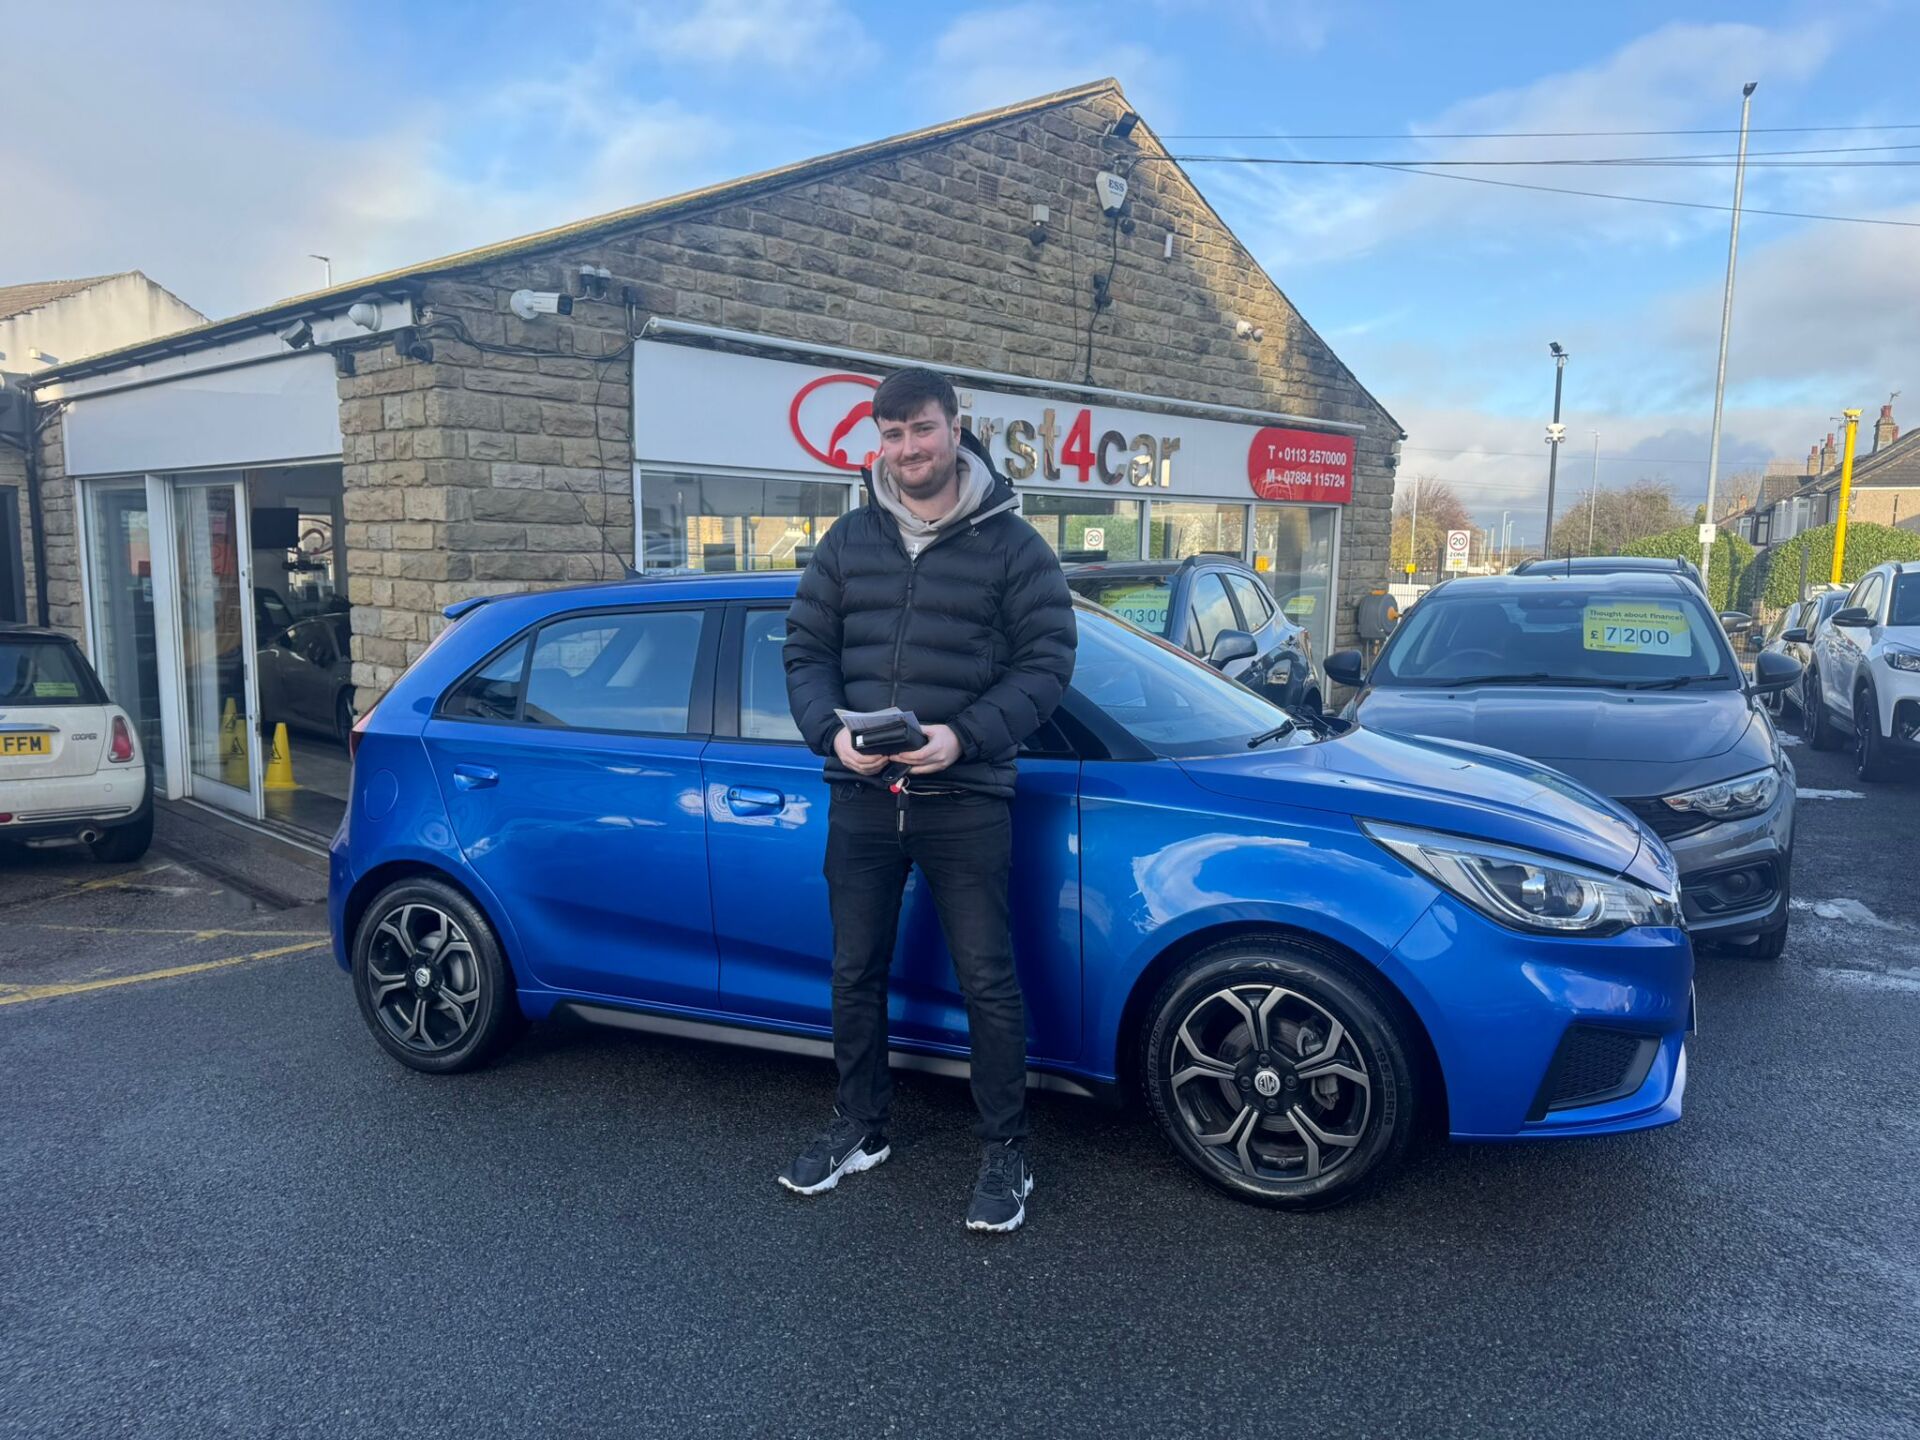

{"left": 1364, "top": 821, "right": 1679, "bottom": 937}
{"left": 1662, "top": 767, "right": 1779, "bottom": 821}
{"left": 1884, "top": 646, "right": 1920, "bottom": 673}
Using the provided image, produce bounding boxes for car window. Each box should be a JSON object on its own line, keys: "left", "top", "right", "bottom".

{"left": 1189, "top": 573, "right": 1240, "bottom": 652}
{"left": 287, "top": 619, "right": 338, "bottom": 667}
{"left": 1067, "top": 575, "right": 1172, "bottom": 635}
{"left": 1891, "top": 573, "right": 1920, "bottom": 627}
{"left": 1072, "top": 608, "right": 1298, "bottom": 757}
{"left": 523, "top": 610, "right": 705, "bottom": 734}
{"left": 0, "top": 639, "right": 102, "bottom": 706}
{"left": 1225, "top": 573, "right": 1275, "bottom": 629}
{"left": 443, "top": 640, "right": 530, "bottom": 722}
{"left": 1766, "top": 604, "right": 1798, "bottom": 643}
{"left": 741, "top": 609, "right": 802, "bottom": 742}
{"left": 1373, "top": 585, "right": 1737, "bottom": 688}
{"left": 1856, "top": 573, "right": 1886, "bottom": 620}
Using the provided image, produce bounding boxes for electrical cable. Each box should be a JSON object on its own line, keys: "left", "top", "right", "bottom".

{"left": 1081, "top": 212, "right": 1124, "bottom": 385}
{"left": 1163, "top": 141, "right": 1920, "bottom": 167}
{"left": 1160, "top": 123, "right": 1920, "bottom": 140}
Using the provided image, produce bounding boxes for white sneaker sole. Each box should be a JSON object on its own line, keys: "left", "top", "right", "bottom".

{"left": 966, "top": 1174, "right": 1035, "bottom": 1233}
{"left": 777, "top": 1143, "right": 890, "bottom": 1196}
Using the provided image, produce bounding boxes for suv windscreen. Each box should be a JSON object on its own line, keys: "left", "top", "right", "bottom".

{"left": 1066, "top": 575, "right": 1173, "bottom": 636}
{"left": 1372, "top": 585, "right": 1737, "bottom": 689}
{"left": 0, "top": 639, "right": 104, "bottom": 706}
{"left": 1072, "top": 607, "right": 1304, "bottom": 757}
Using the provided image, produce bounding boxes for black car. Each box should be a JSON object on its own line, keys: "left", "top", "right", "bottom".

{"left": 1065, "top": 556, "right": 1321, "bottom": 711}
{"left": 1513, "top": 555, "right": 1706, "bottom": 594}
{"left": 1756, "top": 589, "right": 1847, "bottom": 716}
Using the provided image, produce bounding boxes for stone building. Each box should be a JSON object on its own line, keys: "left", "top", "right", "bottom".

{"left": 21, "top": 79, "right": 1402, "bottom": 838}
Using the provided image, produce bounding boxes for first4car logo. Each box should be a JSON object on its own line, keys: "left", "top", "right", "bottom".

{"left": 788, "top": 373, "right": 881, "bottom": 472}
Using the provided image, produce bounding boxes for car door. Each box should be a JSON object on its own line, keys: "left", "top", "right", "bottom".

{"left": 421, "top": 603, "right": 721, "bottom": 1009}
{"left": 1826, "top": 572, "right": 1883, "bottom": 718}
{"left": 1223, "top": 571, "right": 1293, "bottom": 695}
{"left": 700, "top": 603, "right": 1084, "bottom": 1063}
{"left": 1186, "top": 570, "right": 1249, "bottom": 678}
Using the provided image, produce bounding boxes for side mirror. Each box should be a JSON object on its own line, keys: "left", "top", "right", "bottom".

{"left": 1207, "top": 628, "right": 1258, "bottom": 668}
{"left": 1780, "top": 627, "right": 1810, "bottom": 645}
{"left": 1325, "top": 648, "right": 1368, "bottom": 689}
{"left": 1831, "top": 606, "right": 1872, "bottom": 628}
{"left": 1718, "top": 611, "right": 1752, "bottom": 634}
{"left": 1750, "top": 649, "right": 1803, "bottom": 697}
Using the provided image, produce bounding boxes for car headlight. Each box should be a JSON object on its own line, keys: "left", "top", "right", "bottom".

{"left": 1661, "top": 767, "right": 1779, "bottom": 821}
{"left": 1364, "top": 822, "right": 1679, "bottom": 936}
{"left": 1885, "top": 646, "right": 1920, "bottom": 673}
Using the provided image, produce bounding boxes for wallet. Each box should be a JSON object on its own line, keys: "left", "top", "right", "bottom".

{"left": 835, "top": 706, "right": 927, "bottom": 754}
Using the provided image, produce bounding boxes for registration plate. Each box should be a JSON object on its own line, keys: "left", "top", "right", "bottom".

{"left": 0, "top": 734, "right": 50, "bottom": 756}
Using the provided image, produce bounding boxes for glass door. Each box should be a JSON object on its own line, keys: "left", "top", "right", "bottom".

{"left": 172, "top": 478, "right": 260, "bottom": 814}
{"left": 1252, "top": 505, "right": 1338, "bottom": 662}
{"left": 84, "top": 484, "right": 167, "bottom": 789}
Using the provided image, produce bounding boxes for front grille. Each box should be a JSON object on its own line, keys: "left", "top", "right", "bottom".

{"left": 1622, "top": 796, "right": 1712, "bottom": 841}
{"left": 1528, "top": 1026, "right": 1660, "bottom": 1120}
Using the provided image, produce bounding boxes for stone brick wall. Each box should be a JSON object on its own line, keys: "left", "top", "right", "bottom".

{"left": 33, "top": 411, "right": 78, "bottom": 637}
{"left": 340, "top": 89, "right": 1397, "bottom": 709}
{"left": 1839, "top": 487, "right": 1920, "bottom": 529}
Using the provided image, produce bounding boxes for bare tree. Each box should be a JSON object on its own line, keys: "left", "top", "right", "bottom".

{"left": 1550, "top": 478, "right": 1689, "bottom": 557}
{"left": 1392, "top": 475, "right": 1475, "bottom": 574}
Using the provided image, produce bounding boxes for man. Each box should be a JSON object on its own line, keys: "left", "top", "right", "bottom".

{"left": 781, "top": 366, "right": 1076, "bottom": 1233}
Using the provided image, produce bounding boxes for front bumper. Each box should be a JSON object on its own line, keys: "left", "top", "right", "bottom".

{"left": 1388, "top": 895, "right": 1693, "bottom": 1140}
{"left": 1666, "top": 790, "right": 1794, "bottom": 941}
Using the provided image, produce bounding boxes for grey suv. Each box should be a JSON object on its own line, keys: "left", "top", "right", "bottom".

{"left": 1065, "top": 556, "right": 1321, "bottom": 712}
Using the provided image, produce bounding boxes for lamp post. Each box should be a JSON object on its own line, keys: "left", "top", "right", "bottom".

{"left": 1545, "top": 342, "right": 1569, "bottom": 558}
{"left": 1499, "top": 510, "right": 1512, "bottom": 568}
{"left": 309, "top": 253, "right": 333, "bottom": 288}
{"left": 1701, "top": 81, "right": 1759, "bottom": 602}
{"left": 1588, "top": 430, "right": 1600, "bottom": 555}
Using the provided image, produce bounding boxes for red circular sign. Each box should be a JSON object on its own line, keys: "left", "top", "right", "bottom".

{"left": 789, "top": 372, "right": 881, "bottom": 472}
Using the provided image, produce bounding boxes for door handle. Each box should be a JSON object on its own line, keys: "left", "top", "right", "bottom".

{"left": 726, "top": 785, "right": 785, "bottom": 816}
{"left": 452, "top": 764, "right": 499, "bottom": 790}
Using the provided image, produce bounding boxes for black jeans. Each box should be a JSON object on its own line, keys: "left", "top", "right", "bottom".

{"left": 824, "top": 782, "right": 1027, "bottom": 1144}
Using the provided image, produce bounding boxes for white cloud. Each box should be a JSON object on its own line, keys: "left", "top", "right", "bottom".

{"left": 630, "top": 0, "right": 878, "bottom": 74}
{"left": 0, "top": 5, "right": 735, "bottom": 319}
{"left": 926, "top": 5, "right": 1169, "bottom": 120}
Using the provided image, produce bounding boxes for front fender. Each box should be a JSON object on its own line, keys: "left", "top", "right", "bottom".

{"left": 1077, "top": 760, "right": 1441, "bottom": 1080}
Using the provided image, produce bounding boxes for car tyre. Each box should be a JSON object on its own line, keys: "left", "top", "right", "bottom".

{"left": 1854, "top": 684, "right": 1893, "bottom": 782}
{"left": 88, "top": 805, "right": 153, "bottom": 864}
{"left": 353, "top": 878, "right": 523, "bottom": 1074}
{"left": 1802, "top": 668, "right": 1839, "bottom": 750}
{"left": 1142, "top": 941, "right": 1416, "bottom": 1211}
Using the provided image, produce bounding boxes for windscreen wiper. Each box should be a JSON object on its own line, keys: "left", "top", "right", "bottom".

{"left": 1427, "top": 672, "right": 1554, "bottom": 686}
{"left": 1247, "top": 721, "right": 1297, "bottom": 748}
{"left": 1622, "top": 674, "right": 1729, "bottom": 690}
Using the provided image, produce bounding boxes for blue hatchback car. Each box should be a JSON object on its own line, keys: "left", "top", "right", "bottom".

{"left": 331, "top": 572, "right": 1692, "bottom": 1210}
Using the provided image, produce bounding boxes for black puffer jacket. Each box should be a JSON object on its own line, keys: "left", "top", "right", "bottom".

{"left": 784, "top": 431, "right": 1077, "bottom": 798}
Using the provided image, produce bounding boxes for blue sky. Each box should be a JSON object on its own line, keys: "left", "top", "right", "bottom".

{"left": 8, "top": 1, "right": 1918, "bottom": 539}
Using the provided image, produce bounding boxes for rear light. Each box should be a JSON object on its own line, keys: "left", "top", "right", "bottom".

{"left": 0, "top": 814, "right": 13, "bottom": 824}
{"left": 108, "top": 716, "right": 136, "bottom": 763}
{"left": 348, "top": 705, "right": 375, "bottom": 761}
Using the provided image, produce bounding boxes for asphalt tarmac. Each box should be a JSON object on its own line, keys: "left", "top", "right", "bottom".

{"left": 2, "top": 741, "right": 1915, "bottom": 1439}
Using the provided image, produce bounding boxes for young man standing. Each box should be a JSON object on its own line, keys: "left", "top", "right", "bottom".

{"left": 781, "top": 367, "right": 1076, "bottom": 1233}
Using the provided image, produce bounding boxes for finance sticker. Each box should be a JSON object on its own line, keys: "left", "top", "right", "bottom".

{"left": 1582, "top": 603, "right": 1691, "bottom": 656}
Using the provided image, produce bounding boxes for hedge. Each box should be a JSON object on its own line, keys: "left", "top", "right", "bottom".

{"left": 1618, "top": 527, "right": 1756, "bottom": 610}
{"left": 1743, "top": 521, "right": 1920, "bottom": 611}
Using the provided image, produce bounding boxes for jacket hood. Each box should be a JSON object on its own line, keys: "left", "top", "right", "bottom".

{"left": 862, "top": 428, "right": 1020, "bottom": 543}
{"left": 1350, "top": 685, "right": 1767, "bottom": 799}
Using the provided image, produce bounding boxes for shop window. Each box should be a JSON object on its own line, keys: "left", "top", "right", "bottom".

{"left": 1150, "top": 502, "right": 1247, "bottom": 563}
{"left": 741, "top": 609, "right": 803, "bottom": 742}
{"left": 1253, "top": 505, "right": 1337, "bottom": 660}
{"left": 1021, "top": 495, "right": 1143, "bottom": 561}
{"left": 641, "top": 472, "right": 848, "bottom": 573}
{"left": 523, "top": 610, "right": 705, "bottom": 735}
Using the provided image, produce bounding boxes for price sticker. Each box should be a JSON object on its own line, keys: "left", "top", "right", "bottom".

{"left": 1582, "top": 603, "right": 1691, "bottom": 656}
{"left": 1098, "top": 584, "right": 1170, "bottom": 634}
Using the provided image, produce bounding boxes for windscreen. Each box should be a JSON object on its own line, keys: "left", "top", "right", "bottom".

{"left": 1065, "top": 575, "right": 1173, "bottom": 636}
{"left": 1372, "top": 586, "right": 1737, "bottom": 689}
{"left": 0, "top": 639, "right": 103, "bottom": 706}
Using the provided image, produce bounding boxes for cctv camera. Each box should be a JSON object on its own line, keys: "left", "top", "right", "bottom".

{"left": 510, "top": 289, "right": 574, "bottom": 321}
{"left": 390, "top": 327, "right": 434, "bottom": 364}
{"left": 278, "top": 319, "right": 314, "bottom": 350}
{"left": 1094, "top": 171, "right": 1129, "bottom": 217}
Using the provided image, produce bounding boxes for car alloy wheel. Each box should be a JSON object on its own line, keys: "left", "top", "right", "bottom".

{"left": 1802, "top": 669, "right": 1837, "bottom": 750}
{"left": 366, "top": 902, "right": 483, "bottom": 1054}
{"left": 352, "top": 878, "right": 521, "bottom": 1074}
{"left": 1854, "top": 686, "right": 1892, "bottom": 782}
{"left": 1143, "top": 944, "right": 1415, "bottom": 1210}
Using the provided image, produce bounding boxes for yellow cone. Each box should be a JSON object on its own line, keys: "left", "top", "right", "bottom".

{"left": 265, "top": 723, "right": 298, "bottom": 791}
{"left": 221, "top": 710, "right": 249, "bottom": 787}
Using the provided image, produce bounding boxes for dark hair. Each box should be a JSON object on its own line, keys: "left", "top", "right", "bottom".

{"left": 871, "top": 367, "right": 958, "bottom": 423}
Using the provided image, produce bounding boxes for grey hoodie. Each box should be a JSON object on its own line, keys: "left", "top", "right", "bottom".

{"left": 868, "top": 448, "right": 1007, "bottom": 559}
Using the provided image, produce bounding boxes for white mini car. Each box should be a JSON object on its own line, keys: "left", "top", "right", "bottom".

{"left": 0, "top": 626, "right": 152, "bottom": 861}
{"left": 1798, "top": 560, "right": 1920, "bottom": 781}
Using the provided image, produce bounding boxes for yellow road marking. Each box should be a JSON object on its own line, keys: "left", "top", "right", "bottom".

{"left": 22, "top": 924, "right": 327, "bottom": 941}
{"left": 63, "top": 863, "right": 186, "bottom": 895}
{"left": 0, "top": 939, "right": 329, "bottom": 1007}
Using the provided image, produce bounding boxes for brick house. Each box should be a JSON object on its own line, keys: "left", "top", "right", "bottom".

{"left": 21, "top": 79, "right": 1402, "bottom": 837}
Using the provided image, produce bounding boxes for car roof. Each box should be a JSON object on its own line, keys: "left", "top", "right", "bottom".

{"left": 1062, "top": 555, "right": 1253, "bottom": 578}
{"left": 0, "top": 625, "right": 79, "bottom": 642}
{"left": 1513, "top": 555, "right": 1698, "bottom": 576}
{"left": 1417, "top": 571, "right": 1701, "bottom": 600}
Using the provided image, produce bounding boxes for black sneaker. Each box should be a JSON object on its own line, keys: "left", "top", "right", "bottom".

{"left": 777, "top": 1113, "right": 890, "bottom": 1196}
{"left": 965, "top": 1140, "right": 1033, "bottom": 1233}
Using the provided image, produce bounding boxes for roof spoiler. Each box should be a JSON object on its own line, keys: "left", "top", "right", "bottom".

{"left": 443, "top": 596, "right": 495, "bottom": 622}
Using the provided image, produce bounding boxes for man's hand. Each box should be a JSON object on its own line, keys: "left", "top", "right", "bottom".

{"left": 833, "top": 725, "right": 891, "bottom": 776}
{"left": 893, "top": 723, "right": 963, "bottom": 775}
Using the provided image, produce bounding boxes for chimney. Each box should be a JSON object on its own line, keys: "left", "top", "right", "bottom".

{"left": 1807, "top": 444, "right": 1820, "bottom": 475}
{"left": 1875, "top": 402, "right": 1899, "bottom": 453}
{"left": 1821, "top": 432, "right": 1836, "bottom": 472}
